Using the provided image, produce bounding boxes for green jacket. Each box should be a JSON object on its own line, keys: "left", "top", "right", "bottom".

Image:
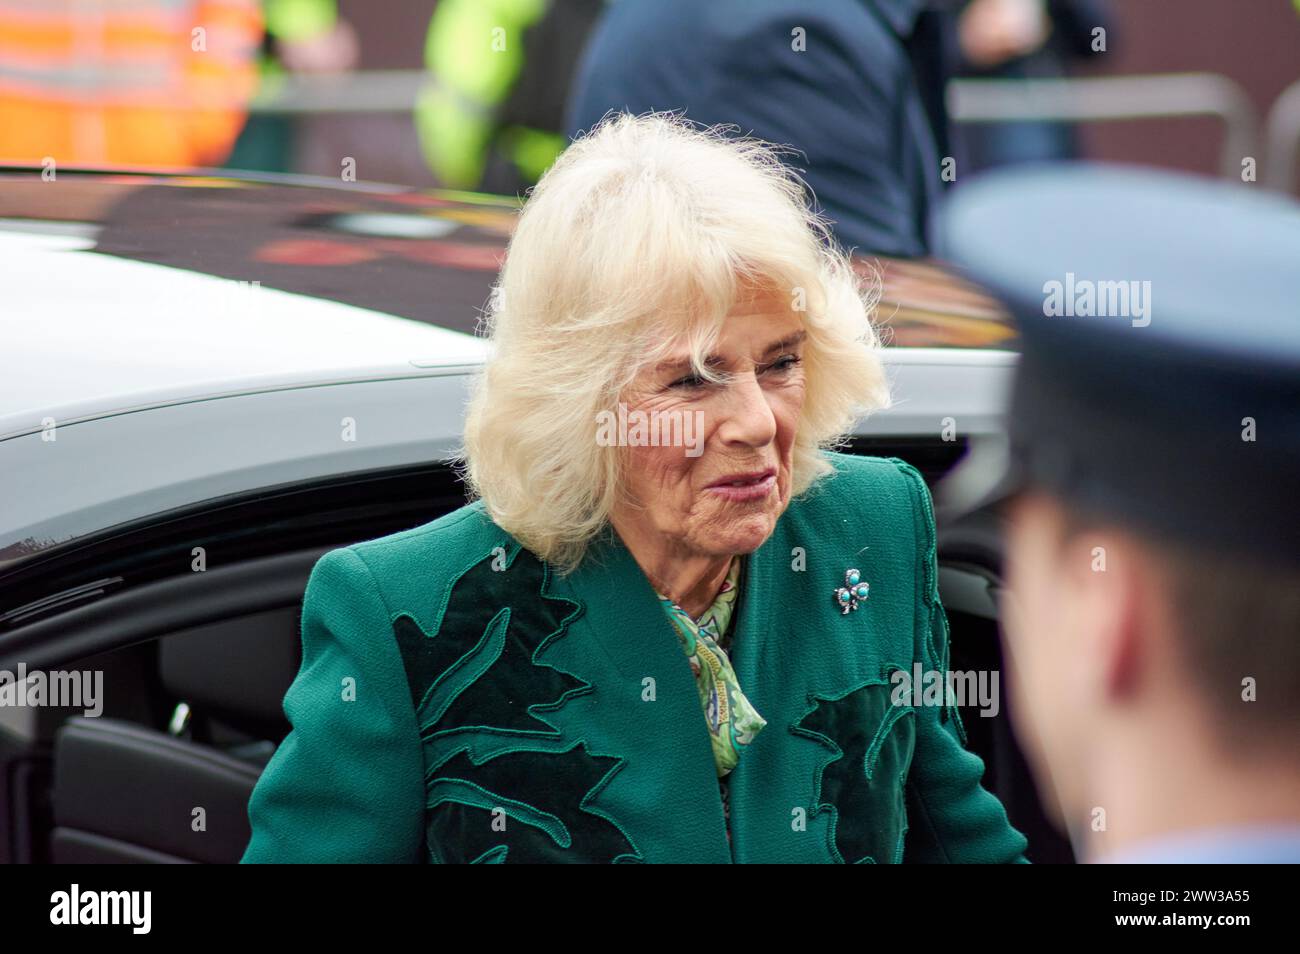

{"left": 242, "top": 452, "right": 1029, "bottom": 863}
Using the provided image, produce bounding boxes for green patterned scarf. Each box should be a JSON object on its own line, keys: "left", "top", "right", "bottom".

{"left": 656, "top": 556, "right": 767, "bottom": 777}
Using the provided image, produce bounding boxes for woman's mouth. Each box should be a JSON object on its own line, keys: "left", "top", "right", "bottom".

{"left": 705, "top": 470, "right": 777, "bottom": 503}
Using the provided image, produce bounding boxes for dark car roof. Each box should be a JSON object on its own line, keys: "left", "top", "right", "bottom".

{"left": 0, "top": 168, "right": 517, "bottom": 339}
{"left": 0, "top": 167, "right": 1015, "bottom": 348}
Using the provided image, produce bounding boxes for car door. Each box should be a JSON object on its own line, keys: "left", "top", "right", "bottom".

{"left": 0, "top": 454, "right": 469, "bottom": 863}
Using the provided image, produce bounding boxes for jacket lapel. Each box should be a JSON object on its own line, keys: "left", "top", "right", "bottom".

{"left": 721, "top": 511, "right": 805, "bottom": 862}
{"left": 544, "top": 503, "right": 877, "bottom": 864}
{"left": 549, "top": 526, "right": 733, "bottom": 862}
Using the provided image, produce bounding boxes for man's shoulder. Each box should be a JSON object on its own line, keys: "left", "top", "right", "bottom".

{"left": 591, "top": 0, "right": 887, "bottom": 70}
{"left": 1101, "top": 826, "right": 1300, "bottom": 864}
{"left": 708, "top": 0, "right": 893, "bottom": 68}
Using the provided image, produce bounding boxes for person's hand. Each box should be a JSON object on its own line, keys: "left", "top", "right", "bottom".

{"left": 277, "top": 19, "right": 360, "bottom": 74}
{"left": 959, "top": 0, "right": 1050, "bottom": 68}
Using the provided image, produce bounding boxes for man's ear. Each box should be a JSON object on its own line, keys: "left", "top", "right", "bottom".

{"left": 1072, "top": 530, "right": 1146, "bottom": 703}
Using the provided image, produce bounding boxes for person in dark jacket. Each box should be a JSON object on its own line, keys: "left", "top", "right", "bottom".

{"left": 566, "top": 0, "right": 953, "bottom": 258}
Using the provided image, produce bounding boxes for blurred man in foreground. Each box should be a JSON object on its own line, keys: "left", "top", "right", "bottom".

{"left": 937, "top": 164, "right": 1300, "bottom": 863}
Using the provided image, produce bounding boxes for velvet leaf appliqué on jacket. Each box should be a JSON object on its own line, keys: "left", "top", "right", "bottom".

{"left": 392, "top": 543, "right": 640, "bottom": 863}
{"left": 792, "top": 671, "right": 916, "bottom": 863}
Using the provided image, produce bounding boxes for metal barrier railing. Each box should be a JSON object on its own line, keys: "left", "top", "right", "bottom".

{"left": 1264, "top": 77, "right": 1300, "bottom": 193}
{"left": 249, "top": 70, "right": 1296, "bottom": 192}
{"left": 249, "top": 70, "right": 425, "bottom": 115}
{"left": 947, "top": 72, "right": 1259, "bottom": 180}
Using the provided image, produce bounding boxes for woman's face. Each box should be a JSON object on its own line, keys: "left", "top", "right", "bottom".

{"left": 611, "top": 289, "right": 807, "bottom": 560}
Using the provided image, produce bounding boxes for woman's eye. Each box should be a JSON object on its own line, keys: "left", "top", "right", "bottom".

{"left": 766, "top": 354, "right": 802, "bottom": 373}
{"left": 669, "top": 373, "right": 707, "bottom": 390}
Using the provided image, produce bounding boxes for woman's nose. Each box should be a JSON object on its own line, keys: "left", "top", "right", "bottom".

{"left": 715, "top": 372, "right": 778, "bottom": 447}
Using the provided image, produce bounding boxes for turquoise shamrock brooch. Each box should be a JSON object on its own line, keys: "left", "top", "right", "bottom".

{"left": 834, "top": 568, "right": 870, "bottom": 615}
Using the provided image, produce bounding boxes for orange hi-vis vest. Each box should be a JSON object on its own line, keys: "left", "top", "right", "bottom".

{"left": 0, "top": 0, "right": 262, "bottom": 168}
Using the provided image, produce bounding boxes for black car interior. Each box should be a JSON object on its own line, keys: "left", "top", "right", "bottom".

{"left": 0, "top": 446, "right": 1075, "bottom": 863}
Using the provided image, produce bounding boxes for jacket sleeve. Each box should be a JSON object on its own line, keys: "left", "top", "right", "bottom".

{"left": 894, "top": 461, "right": 1030, "bottom": 863}
{"left": 241, "top": 547, "right": 426, "bottom": 862}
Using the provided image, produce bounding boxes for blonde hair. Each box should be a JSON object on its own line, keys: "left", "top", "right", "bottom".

{"left": 455, "top": 112, "right": 890, "bottom": 573}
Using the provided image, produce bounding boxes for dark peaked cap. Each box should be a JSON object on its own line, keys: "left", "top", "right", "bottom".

{"left": 933, "top": 163, "right": 1300, "bottom": 566}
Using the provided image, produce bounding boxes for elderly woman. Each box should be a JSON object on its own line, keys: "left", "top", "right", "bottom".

{"left": 242, "top": 113, "right": 1027, "bottom": 864}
